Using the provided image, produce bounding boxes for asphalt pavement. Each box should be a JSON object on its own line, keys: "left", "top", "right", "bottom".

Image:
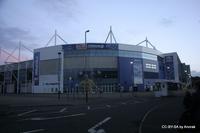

{"left": 0, "top": 94, "right": 185, "bottom": 133}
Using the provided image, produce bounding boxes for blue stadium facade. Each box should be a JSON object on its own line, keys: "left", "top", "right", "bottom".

{"left": 0, "top": 42, "right": 191, "bottom": 93}
{"left": 47, "top": 43, "right": 190, "bottom": 93}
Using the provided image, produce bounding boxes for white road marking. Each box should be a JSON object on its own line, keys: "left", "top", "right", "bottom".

{"left": 88, "top": 117, "right": 111, "bottom": 133}
{"left": 18, "top": 110, "right": 37, "bottom": 117}
{"left": 59, "top": 107, "right": 67, "bottom": 112}
{"left": 106, "top": 105, "right": 111, "bottom": 108}
{"left": 96, "top": 129, "right": 106, "bottom": 133}
{"left": 21, "top": 129, "right": 45, "bottom": 133}
{"left": 32, "top": 111, "right": 61, "bottom": 115}
{"left": 20, "top": 113, "right": 85, "bottom": 121}
{"left": 88, "top": 106, "right": 91, "bottom": 110}
{"left": 138, "top": 105, "right": 158, "bottom": 133}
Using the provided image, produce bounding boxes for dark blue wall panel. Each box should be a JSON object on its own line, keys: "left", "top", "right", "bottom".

{"left": 118, "top": 57, "right": 134, "bottom": 90}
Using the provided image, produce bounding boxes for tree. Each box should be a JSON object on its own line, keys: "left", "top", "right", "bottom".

{"left": 79, "top": 75, "right": 95, "bottom": 103}
{"left": 80, "top": 78, "right": 95, "bottom": 93}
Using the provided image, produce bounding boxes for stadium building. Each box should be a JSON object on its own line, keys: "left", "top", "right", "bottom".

{"left": 0, "top": 30, "right": 191, "bottom": 94}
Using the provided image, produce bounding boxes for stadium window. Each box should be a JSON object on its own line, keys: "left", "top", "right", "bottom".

{"left": 145, "top": 63, "right": 157, "bottom": 69}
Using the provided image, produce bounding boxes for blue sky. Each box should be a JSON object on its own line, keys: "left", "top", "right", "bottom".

{"left": 0, "top": 0, "right": 200, "bottom": 75}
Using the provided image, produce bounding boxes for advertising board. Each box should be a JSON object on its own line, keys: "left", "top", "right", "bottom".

{"left": 33, "top": 52, "right": 40, "bottom": 85}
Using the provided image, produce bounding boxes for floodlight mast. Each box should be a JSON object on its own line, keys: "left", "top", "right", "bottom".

{"left": 136, "top": 37, "right": 157, "bottom": 50}
{"left": 55, "top": 30, "right": 57, "bottom": 46}
{"left": 1, "top": 46, "right": 18, "bottom": 95}
{"left": 45, "top": 30, "right": 68, "bottom": 47}
{"left": 1, "top": 41, "right": 33, "bottom": 94}
{"left": 105, "top": 26, "right": 117, "bottom": 44}
{"left": 145, "top": 37, "right": 148, "bottom": 47}
{"left": 17, "top": 41, "right": 21, "bottom": 94}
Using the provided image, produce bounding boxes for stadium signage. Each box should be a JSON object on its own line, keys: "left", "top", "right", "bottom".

{"left": 63, "top": 45, "right": 76, "bottom": 51}
{"left": 63, "top": 43, "right": 118, "bottom": 51}
{"left": 104, "top": 44, "right": 118, "bottom": 49}
{"left": 33, "top": 52, "right": 40, "bottom": 86}
{"left": 87, "top": 43, "right": 118, "bottom": 50}
{"left": 76, "top": 44, "right": 87, "bottom": 50}
{"left": 87, "top": 44, "right": 104, "bottom": 49}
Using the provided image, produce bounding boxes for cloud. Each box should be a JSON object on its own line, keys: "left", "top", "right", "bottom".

{"left": 0, "top": 25, "right": 36, "bottom": 50}
{"left": 160, "top": 17, "right": 175, "bottom": 27}
{"left": 0, "top": 0, "right": 79, "bottom": 50}
{"left": 0, "top": 0, "right": 79, "bottom": 64}
{"left": 191, "top": 70, "right": 200, "bottom": 77}
{"left": 34, "top": 0, "right": 78, "bottom": 20}
{"left": 0, "top": 24, "right": 38, "bottom": 63}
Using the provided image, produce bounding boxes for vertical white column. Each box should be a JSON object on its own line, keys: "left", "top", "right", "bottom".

{"left": 60, "top": 49, "right": 64, "bottom": 93}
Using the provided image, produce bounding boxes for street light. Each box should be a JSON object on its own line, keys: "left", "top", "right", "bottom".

{"left": 130, "top": 61, "right": 134, "bottom": 95}
{"left": 58, "top": 52, "right": 61, "bottom": 100}
{"left": 130, "top": 61, "right": 134, "bottom": 82}
{"left": 84, "top": 30, "right": 89, "bottom": 104}
{"left": 84, "top": 30, "right": 90, "bottom": 70}
{"left": 85, "top": 30, "right": 90, "bottom": 45}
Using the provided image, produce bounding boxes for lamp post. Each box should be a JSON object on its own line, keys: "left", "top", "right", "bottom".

{"left": 130, "top": 61, "right": 134, "bottom": 82}
{"left": 84, "top": 30, "right": 89, "bottom": 104}
{"left": 130, "top": 61, "right": 134, "bottom": 96}
{"left": 58, "top": 52, "right": 61, "bottom": 100}
{"left": 85, "top": 30, "right": 90, "bottom": 45}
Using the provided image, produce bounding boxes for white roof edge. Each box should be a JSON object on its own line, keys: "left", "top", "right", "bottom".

{"left": 34, "top": 43, "right": 162, "bottom": 55}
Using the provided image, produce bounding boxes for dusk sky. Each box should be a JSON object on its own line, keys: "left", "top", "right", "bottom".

{"left": 0, "top": 0, "right": 200, "bottom": 76}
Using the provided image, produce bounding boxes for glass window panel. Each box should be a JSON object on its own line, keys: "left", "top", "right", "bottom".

{"left": 133, "top": 59, "right": 143, "bottom": 84}
{"left": 40, "top": 59, "right": 58, "bottom": 75}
